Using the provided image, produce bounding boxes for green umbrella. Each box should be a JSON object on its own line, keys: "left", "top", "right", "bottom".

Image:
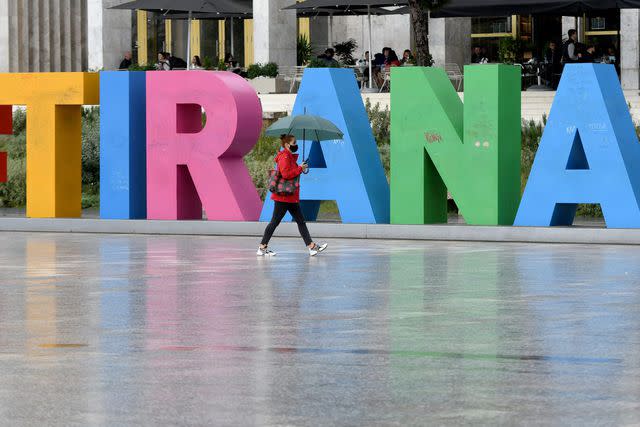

{"left": 265, "top": 113, "right": 344, "bottom": 162}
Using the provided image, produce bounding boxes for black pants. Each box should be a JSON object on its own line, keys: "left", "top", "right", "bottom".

{"left": 261, "top": 202, "right": 313, "bottom": 246}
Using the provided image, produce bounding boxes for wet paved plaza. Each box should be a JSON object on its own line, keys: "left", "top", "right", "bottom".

{"left": 1, "top": 232, "right": 640, "bottom": 426}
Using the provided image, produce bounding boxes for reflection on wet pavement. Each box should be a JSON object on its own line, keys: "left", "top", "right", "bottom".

{"left": 1, "top": 232, "right": 639, "bottom": 425}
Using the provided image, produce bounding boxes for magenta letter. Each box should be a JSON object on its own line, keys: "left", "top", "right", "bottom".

{"left": 146, "top": 71, "right": 263, "bottom": 221}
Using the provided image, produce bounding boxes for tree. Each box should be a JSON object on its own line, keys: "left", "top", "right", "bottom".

{"left": 407, "top": 0, "right": 448, "bottom": 66}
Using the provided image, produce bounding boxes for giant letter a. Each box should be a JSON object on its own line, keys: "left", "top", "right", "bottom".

{"left": 515, "top": 64, "right": 640, "bottom": 228}
{"left": 391, "top": 65, "right": 521, "bottom": 225}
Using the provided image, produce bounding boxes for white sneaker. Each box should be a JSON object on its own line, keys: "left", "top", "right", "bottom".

{"left": 308, "top": 243, "right": 328, "bottom": 257}
{"left": 257, "top": 246, "right": 276, "bottom": 256}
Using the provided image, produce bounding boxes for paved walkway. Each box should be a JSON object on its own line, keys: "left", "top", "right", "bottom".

{"left": 1, "top": 232, "right": 639, "bottom": 425}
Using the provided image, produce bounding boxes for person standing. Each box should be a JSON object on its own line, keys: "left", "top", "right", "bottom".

{"left": 562, "top": 30, "right": 580, "bottom": 64}
{"left": 258, "top": 135, "right": 328, "bottom": 257}
{"left": 545, "top": 41, "right": 562, "bottom": 89}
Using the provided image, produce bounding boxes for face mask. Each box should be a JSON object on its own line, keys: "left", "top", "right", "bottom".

{"left": 289, "top": 144, "right": 299, "bottom": 153}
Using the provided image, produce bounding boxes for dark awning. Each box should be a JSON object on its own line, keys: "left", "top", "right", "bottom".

{"left": 431, "top": 0, "right": 640, "bottom": 18}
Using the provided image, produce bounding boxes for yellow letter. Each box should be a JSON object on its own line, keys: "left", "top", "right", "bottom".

{"left": 0, "top": 73, "right": 99, "bottom": 217}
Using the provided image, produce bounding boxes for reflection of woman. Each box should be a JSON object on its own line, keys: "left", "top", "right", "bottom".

{"left": 258, "top": 135, "right": 328, "bottom": 257}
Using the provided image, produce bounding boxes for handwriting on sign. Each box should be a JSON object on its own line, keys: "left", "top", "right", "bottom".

{"left": 424, "top": 132, "right": 442, "bottom": 143}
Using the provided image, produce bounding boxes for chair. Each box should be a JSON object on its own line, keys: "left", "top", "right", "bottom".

{"left": 378, "top": 68, "right": 391, "bottom": 93}
{"left": 285, "top": 66, "right": 305, "bottom": 93}
{"left": 351, "top": 66, "right": 366, "bottom": 91}
{"left": 444, "top": 63, "right": 463, "bottom": 91}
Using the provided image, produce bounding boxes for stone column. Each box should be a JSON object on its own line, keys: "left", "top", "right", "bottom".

{"left": 60, "top": 0, "right": 72, "bottom": 71}
{"left": 0, "top": 0, "right": 9, "bottom": 73}
{"left": 253, "top": 0, "right": 296, "bottom": 66}
{"left": 50, "top": 0, "right": 62, "bottom": 71}
{"left": 40, "top": 0, "right": 51, "bottom": 71}
{"left": 429, "top": 17, "right": 471, "bottom": 70}
{"left": 17, "top": 0, "right": 29, "bottom": 71}
{"left": 28, "top": 0, "right": 39, "bottom": 71}
{"left": 621, "top": 9, "right": 640, "bottom": 90}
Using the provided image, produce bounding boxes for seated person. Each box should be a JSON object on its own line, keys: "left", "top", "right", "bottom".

{"left": 385, "top": 50, "right": 401, "bottom": 68}
{"left": 316, "top": 48, "right": 339, "bottom": 67}
{"left": 579, "top": 45, "right": 597, "bottom": 63}
{"left": 401, "top": 49, "right": 414, "bottom": 65}
{"left": 156, "top": 52, "right": 171, "bottom": 71}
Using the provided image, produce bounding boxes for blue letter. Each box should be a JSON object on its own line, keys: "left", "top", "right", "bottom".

{"left": 515, "top": 64, "right": 640, "bottom": 228}
{"left": 99, "top": 71, "right": 147, "bottom": 219}
{"left": 260, "top": 68, "right": 390, "bottom": 223}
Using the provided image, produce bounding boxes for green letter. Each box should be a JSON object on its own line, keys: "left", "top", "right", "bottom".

{"left": 390, "top": 64, "right": 521, "bottom": 225}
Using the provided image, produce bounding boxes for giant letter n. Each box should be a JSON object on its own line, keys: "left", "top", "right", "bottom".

{"left": 146, "top": 71, "right": 263, "bottom": 221}
{"left": 0, "top": 73, "right": 99, "bottom": 217}
{"left": 390, "top": 65, "right": 521, "bottom": 225}
{"left": 515, "top": 64, "right": 640, "bottom": 228}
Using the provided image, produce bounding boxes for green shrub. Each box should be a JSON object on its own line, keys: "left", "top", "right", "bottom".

{"left": 127, "top": 63, "right": 157, "bottom": 71}
{"left": 247, "top": 62, "right": 279, "bottom": 79}
{"left": 243, "top": 129, "right": 280, "bottom": 200}
{"left": 334, "top": 39, "right": 358, "bottom": 66}
{"left": 81, "top": 107, "right": 101, "bottom": 207}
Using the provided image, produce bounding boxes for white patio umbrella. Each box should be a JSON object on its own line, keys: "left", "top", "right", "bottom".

{"left": 284, "top": 0, "right": 408, "bottom": 89}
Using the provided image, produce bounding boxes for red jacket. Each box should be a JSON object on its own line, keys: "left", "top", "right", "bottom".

{"left": 271, "top": 149, "right": 303, "bottom": 203}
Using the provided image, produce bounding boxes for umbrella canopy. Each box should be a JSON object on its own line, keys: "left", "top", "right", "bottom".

{"left": 154, "top": 0, "right": 252, "bottom": 18}
{"left": 266, "top": 115, "right": 344, "bottom": 142}
{"left": 284, "top": 0, "right": 407, "bottom": 8}
{"left": 111, "top": 0, "right": 249, "bottom": 14}
{"left": 430, "top": 0, "right": 640, "bottom": 17}
{"left": 296, "top": 6, "right": 395, "bottom": 16}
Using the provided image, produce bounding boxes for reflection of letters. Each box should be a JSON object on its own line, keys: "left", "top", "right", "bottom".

{"left": 146, "top": 71, "right": 263, "bottom": 221}
{"left": 0, "top": 73, "right": 99, "bottom": 217}
{"left": 391, "top": 65, "right": 521, "bottom": 225}
{"left": 515, "top": 64, "right": 640, "bottom": 228}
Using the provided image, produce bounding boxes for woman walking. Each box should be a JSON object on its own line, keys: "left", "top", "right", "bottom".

{"left": 258, "top": 135, "right": 328, "bottom": 257}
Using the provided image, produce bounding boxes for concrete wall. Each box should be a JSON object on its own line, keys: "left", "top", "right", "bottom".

{"left": 253, "top": 0, "right": 296, "bottom": 66}
{"left": 621, "top": 9, "right": 640, "bottom": 90}
{"left": 331, "top": 14, "right": 411, "bottom": 60}
{"left": 88, "top": 0, "right": 132, "bottom": 70}
{"left": 429, "top": 17, "right": 471, "bottom": 69}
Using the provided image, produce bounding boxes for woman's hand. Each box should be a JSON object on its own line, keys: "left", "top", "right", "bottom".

{"left": 301, "top": 162, "right": 309, "bottom": 173}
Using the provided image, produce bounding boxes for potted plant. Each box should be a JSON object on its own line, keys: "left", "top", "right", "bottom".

{"left": 246, "top": 62, "right": 287, "bottom": 94}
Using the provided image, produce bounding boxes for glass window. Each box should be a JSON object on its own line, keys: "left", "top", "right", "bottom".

{"left": 225, "top": 18, "right": 245, "bottom": 67}
{"left": 587, "top": 10, "right": 619, "bottom": 32}
{"left": 201, "top": 20, "right": 220, "bottom": 65}
{"left": 472, "top": 17, "right": 511, "bottom": 34}
{"left": 146, "top": 12, "right": 166, "bottom": 65}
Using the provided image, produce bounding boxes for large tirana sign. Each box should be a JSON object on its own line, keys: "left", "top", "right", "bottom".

{"left": 1, "top": 64, "right": 638, "bottom": 227}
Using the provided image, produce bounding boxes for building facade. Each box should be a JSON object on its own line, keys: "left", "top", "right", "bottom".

{"left": 1, "top": 0, "right": 640, "bottom": 90}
